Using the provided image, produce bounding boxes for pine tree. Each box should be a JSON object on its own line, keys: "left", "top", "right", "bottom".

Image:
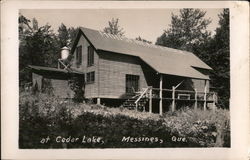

{"left": 68, "top": 27, "right": 80, "bottom": 48}
{"left": 58, "top": 23, "right": 70, "bottom": 48}
{"left": 156, "top": 9, "right": 211, "bottom": 53}
{"left": 207, "top": 9, "right": 230, "bottom": 108}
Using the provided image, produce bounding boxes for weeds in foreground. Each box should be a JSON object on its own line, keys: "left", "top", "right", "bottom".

{"left": 19, "top": 91, "right": 230, "bottom": 148}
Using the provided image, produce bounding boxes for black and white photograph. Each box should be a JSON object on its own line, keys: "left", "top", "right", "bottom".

{"left": 18, "top": 8, "right": 230, "bottom": 148}
{"left": 1, "top": 1, "right": 249, "bottom": 160}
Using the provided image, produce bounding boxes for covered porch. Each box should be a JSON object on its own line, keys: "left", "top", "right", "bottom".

{"left": 130, "top": 73, "right": 217, "bottom": 115}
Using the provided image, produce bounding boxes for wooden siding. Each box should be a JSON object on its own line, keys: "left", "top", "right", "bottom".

{"left": 191, "top": 79, "right": 209, "bottom": 92}
{"left": 71, "top": 35, "right": 99, "bottom": 98}
{"left": 32, "top": 73, "right": 42, "bottom": 90}
{"left": 32, "top": 73, "right": 74, "bottom": 98}
{"left": 98, "top": 51, "right": 148, "bottom": 99}
{"left": 50, "top": 79, "right": 74, "bottom": 98}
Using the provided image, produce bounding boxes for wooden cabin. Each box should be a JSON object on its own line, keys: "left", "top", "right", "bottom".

{"left": 30, "top": 27, "right": 216, "bottom": 114}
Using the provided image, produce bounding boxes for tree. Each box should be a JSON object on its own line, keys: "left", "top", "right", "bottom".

{"left": 19, "top": 14, "right": 60, "bottom": 84}
{"left": 156, "top": 9, "right": 211, "bottom": 53}
{"left": 19, "top": 14, "right": 32, "bottom": 35}
{"left": 58, "top": 23, "right": 70, "bottom": 48}
{"left": 68, "top": 26, "right": 80, "bottom": 48}
{"left": 207, "top": 9, "right": 230, "bottom": 109}
{"left": 189, "top": 9, "right": 229, "bottom": 109}
{"left": 103, "top": 18, "right": 125, "bottom": 36}
{"left": 135, "top": 36, "right": 152, "bottom": 44}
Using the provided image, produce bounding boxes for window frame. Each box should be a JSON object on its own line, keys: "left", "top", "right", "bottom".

{"left": 86, "top": 71, "right": 95, "bottom": 84}
{"left": 87, "top": 46, "right": 94, "bottom": 67}
{"left": 125, "top": 74, "right": 140, "bottom": 94}
{"left": 76, "top": 45, "right": 82, "bottom": 66}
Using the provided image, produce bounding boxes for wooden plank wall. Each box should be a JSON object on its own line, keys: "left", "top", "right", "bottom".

{"left": 50, "top": 79, "right": 74, "bottom": 98}
{"left": 71, "top": 35, "right": 99, "bottom": 98}
{"left": 32, "top": 73, "right": 74, "bottom": 98}
{"left": 98, "top": 51, "right": 148, "bottom": 99}
{"left": 32, "top": 73, "right": 43, "bottom": 90}
{"left": 191, "top": 78, "right": 210, "bottom": 92}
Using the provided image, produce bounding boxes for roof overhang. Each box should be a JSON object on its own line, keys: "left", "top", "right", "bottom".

{"left": 28, "top": 65, "right": 84, "bottom": 79}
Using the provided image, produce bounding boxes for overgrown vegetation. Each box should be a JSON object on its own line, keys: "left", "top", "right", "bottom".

{"left": 68, "top": 75, "right": 85, "bottom": 102}
{"left": 19, "top": 91, "right": 230, "bottom": 148}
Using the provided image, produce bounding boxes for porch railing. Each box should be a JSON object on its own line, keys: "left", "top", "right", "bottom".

{"left": 135, "top": 86, "right": 152, "bottom": 111}
{"left": 144, "top": 87, "right": 217, "bottom": 114}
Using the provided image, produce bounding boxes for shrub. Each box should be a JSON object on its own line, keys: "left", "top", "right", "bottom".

{"left": 68, "top": 75, "right": 85, "bottom": 103}
{"left": 19, "top": 91, "right": 230, "bottom": 148}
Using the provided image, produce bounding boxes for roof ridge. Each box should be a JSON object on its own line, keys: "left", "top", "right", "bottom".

{"left": 94, "top": 29, "right": 187, "bottom": 55}
{"left": 80, "top": 27, "right": 191, "bottom": 55}
{"left": 80, "top": 27, "right": 192, "bottom": 55}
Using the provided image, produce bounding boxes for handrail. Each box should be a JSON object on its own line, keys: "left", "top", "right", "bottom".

{"left": 152, "top": 88, "right": 172, "bottom": 91}
{"left": 175, "top": 89, "right": 195, "bottom": 93}
{"left": 135, "top": 86, "right": 152, "bottom": 104}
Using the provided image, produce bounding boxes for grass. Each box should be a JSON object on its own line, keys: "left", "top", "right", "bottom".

{"left": 19, "top": 91, "right": 230, "bottom": 148}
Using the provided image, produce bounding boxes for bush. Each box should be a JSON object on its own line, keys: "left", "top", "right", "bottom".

{"left": 68, "top": 75, "right": 85, "bottom": 103}
{"left": 19, "top": 91, "right": 230, "bottom": 148}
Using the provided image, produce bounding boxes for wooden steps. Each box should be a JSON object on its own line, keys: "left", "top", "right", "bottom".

{"left": 123, "top": 98, "right": 148, "bottom": 111}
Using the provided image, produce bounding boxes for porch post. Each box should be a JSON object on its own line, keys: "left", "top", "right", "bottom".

{"left": 203, "top": 80, "right": 208, "bottom": 111}
{"left": 194, "top": 89, "right": 197, "bottom": 110}
{"left": 171, "top": 86, "right": 175, "bottom": 112}
{"left": 149, "top": 87, "right": 152, "bottom": 113}
{"left": 159, "top": 74, "right": 163, "bottom": 115}
{"left": 97, "top": 98, "right": 101, "bottom": 105}
{"left": 57, "top": 61, "right": 60, "bottom": 69}
{"left": 212, "top": 92, "right": 216, "bottom": 112}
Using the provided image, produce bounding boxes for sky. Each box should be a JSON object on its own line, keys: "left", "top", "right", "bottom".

{"left": 20, "top": 9, "right": 223, "bottom": 43}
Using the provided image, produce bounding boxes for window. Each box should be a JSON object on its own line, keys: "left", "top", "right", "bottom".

{"left": 87, "top": 46, "right": 94, "bottom": 66}
{"left": 126, "top": 74, "right": 139, "bottom": 93}
{"left": 86, "top": 71, "right": 95, "bottom": 83}
{"left": 76, "top": 46, "right": 82, "bottom": 66}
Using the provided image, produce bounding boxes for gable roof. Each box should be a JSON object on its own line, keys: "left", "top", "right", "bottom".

{"left": 72, "top": 27, "right": 212, "bottom": 80}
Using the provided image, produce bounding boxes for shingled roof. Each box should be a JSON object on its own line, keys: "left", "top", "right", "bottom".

{"left": 72, "top": 27, "right": 212, "bottom": 80}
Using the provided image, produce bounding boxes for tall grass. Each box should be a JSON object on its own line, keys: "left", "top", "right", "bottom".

{"left": 19, "top": 91, "right": 230, "bottom": 148}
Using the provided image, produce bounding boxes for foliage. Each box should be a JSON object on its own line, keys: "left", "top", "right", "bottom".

{"left": 208, "top": 9, "right": 230, "bottom": 108}
{"left": 135, "top": 36, "right": 152, "bottom": 44}
{"left": 58, "top": 23, "right": 70, "bottom": 48}
{"left": 193, "top": 9, "right": 230, "bottom": 108}
{"left": 57, "top": 24, "right": 79, "bottom": 48}
{"left": 19, "top": 14, "right": 79, "bottom": 85}
{"left": 103, "top": 18, "right": 125, "bottom": 36}
{"left": 19, "top": 91, "right": 230, "bottom": 148}
{"left": 19, "top": 14, "right": 60, "bottom": 84}
{"left": 68, "top": 75, "right": 85, "bottom": 102}
{"left": 68, "top": 27, "right": 80, "bottom": 48}
{"left": 156, "top": 9, "right": 211, "bottom": 53}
